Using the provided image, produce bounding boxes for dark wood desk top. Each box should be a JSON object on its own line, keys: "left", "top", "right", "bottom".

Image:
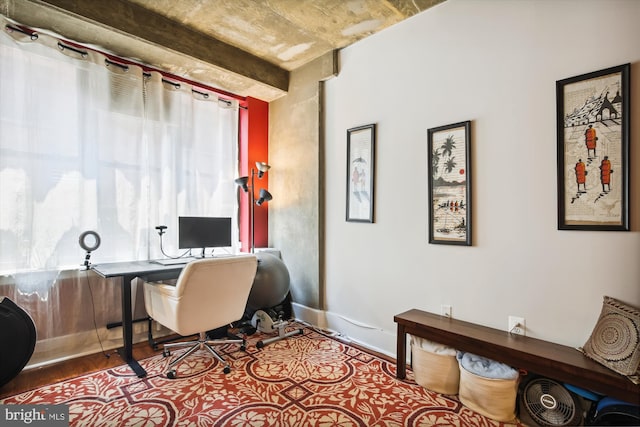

{"left": 91, "top": 254, "right": 241, "bottom": 279}
{"left": 91, "top": 260, "right": 184, "bottom": 278}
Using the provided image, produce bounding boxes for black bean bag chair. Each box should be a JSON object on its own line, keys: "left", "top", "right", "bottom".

{"left": 0, "top": 297, "right": 36, "bottom": 387}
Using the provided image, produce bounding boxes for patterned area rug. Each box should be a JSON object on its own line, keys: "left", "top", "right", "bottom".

{"left": 2, "top": 323, "right": 525, "bottom": 426}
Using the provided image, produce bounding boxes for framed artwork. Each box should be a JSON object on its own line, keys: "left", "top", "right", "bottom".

{"left": 427, "top": 121, "right": 471, "bottom": 245}
{"left": 346, "top": 124, "right": 375, "bottom": 223}
{"left": 556, "top": 63, "right": 630, "bottom": 231}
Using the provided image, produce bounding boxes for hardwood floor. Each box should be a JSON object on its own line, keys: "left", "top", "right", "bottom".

{"left": 0, "top": 340, "right": 164, "bottom": 399}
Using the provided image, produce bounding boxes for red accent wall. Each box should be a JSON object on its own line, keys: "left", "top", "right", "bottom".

{"left": 238, "top": 97, "right": 269, "bottom": 252}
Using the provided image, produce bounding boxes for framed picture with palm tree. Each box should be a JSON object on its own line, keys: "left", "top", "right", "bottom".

{"left": 427, "top": 121, "right": 471, "bottom": 245}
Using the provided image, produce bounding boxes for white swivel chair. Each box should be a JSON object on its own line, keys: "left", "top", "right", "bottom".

{"left": 143, "top": 254, "right": 257, "bottom": 379}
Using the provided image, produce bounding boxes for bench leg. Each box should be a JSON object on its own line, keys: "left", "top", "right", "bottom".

{"left": 396, "top": 323, "right": 407, "bottom": 379}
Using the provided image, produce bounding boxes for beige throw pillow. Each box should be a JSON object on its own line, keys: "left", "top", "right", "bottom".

{"left": 582, "top": 296, "right": 640, "bottom": 377}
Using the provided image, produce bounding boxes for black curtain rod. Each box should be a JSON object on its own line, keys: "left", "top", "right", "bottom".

{"left": 102, "top": 65, "right": 232, "bottom": 103}
{"left": 161, "top": 78, "right": 180, "bottom": 89}
{"left": 192, "top": 88, "right": 210, "bottom": 99}
{"left": 5, "top": 22, "right": 246, "bottom": 104}
{"left": 58, "top": 41, "right": 87, "bottom": 58}
{"left": 5, "top": 24, "right": 38, "bottom": 40}
{"left": 5, "top": 25, "right": 243, "bottom": 106}
{"left": 105, "top": 58, "right": 128, "bottom": 71}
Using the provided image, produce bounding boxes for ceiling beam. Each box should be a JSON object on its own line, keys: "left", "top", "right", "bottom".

{"left": 32, "top": 0, "right": 289, "bottom": 93}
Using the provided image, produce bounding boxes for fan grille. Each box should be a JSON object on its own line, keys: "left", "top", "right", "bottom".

{"left": 522, "top": 378, "right": 579, "bottom": 426}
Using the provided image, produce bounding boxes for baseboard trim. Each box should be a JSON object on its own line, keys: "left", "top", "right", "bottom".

{"left": 290, "top": 303, "right": 396, "bottom": 359}
{"left": 291, "top": 302, "right": 327, "bottom": 329}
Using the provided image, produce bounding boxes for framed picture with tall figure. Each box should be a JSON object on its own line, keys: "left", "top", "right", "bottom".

{"left": 346, "top": 124, "right": 376, "bottom": 223}
{"left": 556, "top": 63, "right": 630, "bottom": 231}
{"left": 427, "top": 121, "right": 471, "bottom": 245}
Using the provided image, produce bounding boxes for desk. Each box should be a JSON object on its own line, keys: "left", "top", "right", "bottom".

{"left": 92, "top": 261, "right": 186, "bottom": 377}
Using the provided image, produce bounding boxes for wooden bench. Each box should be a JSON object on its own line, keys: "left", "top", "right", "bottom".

{"left": 394, "top": 309, "right": 639, "bottom": 405}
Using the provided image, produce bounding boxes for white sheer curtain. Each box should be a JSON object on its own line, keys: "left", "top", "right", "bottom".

{"left": 0, "top": 16, "right": 239, "bottom": 366}
{"left": 143, "top": 72, "right": 239, "bottom": 259}
{"left": 0, "top": 16, "right": 239, "bottom": 274}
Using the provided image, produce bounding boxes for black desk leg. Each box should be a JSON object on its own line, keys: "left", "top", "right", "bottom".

{"left": 106, "top": 316, "right": 150, "bottom": 330}
{"left": 119, "top": 274, "right": 147, "bottom": 378}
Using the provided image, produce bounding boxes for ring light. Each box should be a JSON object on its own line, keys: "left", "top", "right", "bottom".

{"left": 79, "top": 230, "right": 101, "bottom": 251}
{"left": 79, "top": 230, "right": 101, "bottom": 269}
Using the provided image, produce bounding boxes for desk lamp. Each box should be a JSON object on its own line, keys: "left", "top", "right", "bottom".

{"left": 235, "top": 161, "right": 272, "bottom": 253}
{"left": 78, "top": 230, "right": 101, "bottom": 269}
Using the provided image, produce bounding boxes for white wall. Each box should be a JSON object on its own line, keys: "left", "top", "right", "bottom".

{"left": 320, "top": 0, "right": 640, "bottom": 356}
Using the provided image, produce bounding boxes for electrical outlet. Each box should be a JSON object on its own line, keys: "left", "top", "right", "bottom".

{"left": 508, "top": 316, "right": 526, "bottom": 336}
{"left": 441, "top": 305, "right": 452, "bottom": 318}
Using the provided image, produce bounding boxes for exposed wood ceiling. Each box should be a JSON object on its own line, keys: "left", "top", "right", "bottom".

{"left": 2, "top": 0, "right": 444, "bottom": 100}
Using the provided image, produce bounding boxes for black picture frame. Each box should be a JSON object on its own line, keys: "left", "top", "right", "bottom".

{"left": 346, "top": 124, "right": 375, "bottom": 223}
{"left": 427, "top": 121, "right": 471, "bottom": 245}
{"left": 556, "top": 63, "right": 630, "bottom": 231}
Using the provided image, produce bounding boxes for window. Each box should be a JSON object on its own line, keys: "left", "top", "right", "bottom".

{"left": 0, "top": 19, "right": 239, "bottom": 275}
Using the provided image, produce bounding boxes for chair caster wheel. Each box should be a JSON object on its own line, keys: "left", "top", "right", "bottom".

{"left": 166, "top": 370, "right": 177, "bottom": 379}
{"left": 223, "top": 366, "right": 231, "bottom": 374}
{"left": 256, "top": 341, "right": 264, "bottom": 349}
{"left": 163, "top": 349, "right": 171, "bottom": 357}
{"left": 240, "top": 344, "right": 246, "bottom": 351}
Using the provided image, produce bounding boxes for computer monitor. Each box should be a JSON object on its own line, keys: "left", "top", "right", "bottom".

{"left": 178, "top": 217, "right": 232, "bottom": 254}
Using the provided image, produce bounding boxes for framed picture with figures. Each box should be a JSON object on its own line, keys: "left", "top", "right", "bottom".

{"left": 556, "top": 64, "right": 630, "bottom": 231}
{"left": 346, "top": 124, "right": 375, "bottom": 223}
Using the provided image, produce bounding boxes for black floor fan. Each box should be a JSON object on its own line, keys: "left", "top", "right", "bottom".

{"left": 518, "top": 376, "right": 583, "bottom": 426}
{"left": 0, "top": 297, "right": 37, "bottom": 388}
